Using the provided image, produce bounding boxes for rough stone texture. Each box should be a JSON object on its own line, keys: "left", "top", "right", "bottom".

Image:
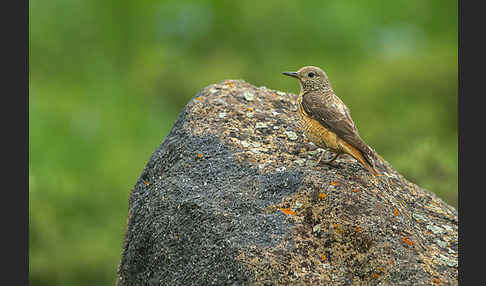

{"left": 115, "top": 80, "right": 458, "bottom": 286}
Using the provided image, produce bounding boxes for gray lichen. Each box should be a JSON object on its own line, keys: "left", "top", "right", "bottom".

{"left": 115, "top": 80, "right": 458, "bottom": 286}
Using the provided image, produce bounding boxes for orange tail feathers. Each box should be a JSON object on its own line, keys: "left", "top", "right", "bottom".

{"left": 344, "top": 144, "right": 381, "bottom": 176}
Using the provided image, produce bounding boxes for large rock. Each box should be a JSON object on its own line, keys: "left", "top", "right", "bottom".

{"left": 115, "top": 80, "right": 458, "bottom": 285}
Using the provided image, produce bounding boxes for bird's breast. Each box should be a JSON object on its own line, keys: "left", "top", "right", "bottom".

{"left": 297, "top": 95, "right": 341, "bottom": 152}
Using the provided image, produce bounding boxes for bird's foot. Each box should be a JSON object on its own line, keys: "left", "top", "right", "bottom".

{"left": 316, "top": 151, "right": 340, "bottom": 168}
{"left": 317, "top": 161, "right": 340, "bottom": 169}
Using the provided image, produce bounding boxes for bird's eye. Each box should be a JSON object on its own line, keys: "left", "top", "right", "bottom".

{"left": 308, "top": 72, "right": 315, "bottom": 78}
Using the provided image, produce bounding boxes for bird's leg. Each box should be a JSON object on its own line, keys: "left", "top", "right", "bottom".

{"left": 323, "top": 152, "right": 340, "bottom": 165}
{"left": 316, "top": 149, "right": 327, "bottom": 165}
{"left": 317, "top": 150, "right": 340, "bottom": 166}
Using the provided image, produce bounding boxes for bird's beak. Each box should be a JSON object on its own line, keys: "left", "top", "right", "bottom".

{"left": 282, "top": 71, "right": 298, "bottom": 78}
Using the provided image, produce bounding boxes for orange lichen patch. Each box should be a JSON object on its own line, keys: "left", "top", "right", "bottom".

{"left": 227, "top": 82, "right": 233, "bottom": 88}
{"left": 355, "top": 226, "right": 362, "bottom": 232}
{"left": 247, "top": 107, "right": 253, "bottom": 111}
{"left": 144, "top": 181, "right": 150, "bottom": 185}
{"left": 372, "top": 273, "right": 379, "bottom": 279}
{"left": 330, "top": 181, "right": 339, "bottom": 186}
{"left": 393, "top": 209, "right": 399, "bottom": 216}
{"left": 279, "top": 208, "right": 296, "bottom": 216}
{"left": 333, "top": 223, "right": 339, "bottom": 229}
{"left": 273, "top": 92, "right": 279, "bottom": 97}
{"left": 433, "top": 278, "right": 440, "bottom": 284}
{"left": 321, "top": 254, "right": 327, "bottom": 261}
{"left": 197, "top": 153, "right": 204, "bottom": 159}
{"left": 196, "top": 96, "right": 203, "bottom": 101}
{"left": 402, "top": 236, "right": 415, "bottom": 246}
{"left": 318, "top": 193, "right": 327, "bottom": 200}
{"left": 353, "top": 188, "right": 359, "bottom": 193}
{"left": 389, "top": 260, "right": 393, "bottom": 266}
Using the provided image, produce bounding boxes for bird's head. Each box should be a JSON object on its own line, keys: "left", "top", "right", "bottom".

{"left": 282, "top": 66, "right": 331, "bottom": 93}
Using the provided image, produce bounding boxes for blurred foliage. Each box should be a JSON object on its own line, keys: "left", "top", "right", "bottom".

{"left": 29, "top": 0, "right": 457, "bottom": 285}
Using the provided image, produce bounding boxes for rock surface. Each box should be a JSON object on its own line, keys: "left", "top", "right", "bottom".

{"left": 115, "top": 80, "right": 458, "bottom": 285}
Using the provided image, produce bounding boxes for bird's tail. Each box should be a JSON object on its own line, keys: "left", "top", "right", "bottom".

{"left": 361, "top": 149, "right": 381, "bottom": 176}
{"left": 343, "top": 142, "right": 381, "bottom": 176}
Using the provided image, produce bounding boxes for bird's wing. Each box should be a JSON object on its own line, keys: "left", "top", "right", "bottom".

{"left": 301, "top": 91, "right": 372, "bottom": 157}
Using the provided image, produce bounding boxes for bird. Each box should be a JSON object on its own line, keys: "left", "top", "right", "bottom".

{"left": 282, "top": 66, "right": 380, "bottom": 176}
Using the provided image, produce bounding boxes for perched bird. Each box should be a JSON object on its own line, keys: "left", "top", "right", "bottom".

{"left": 282, "top": 66, "right": 380, "bottom": 176}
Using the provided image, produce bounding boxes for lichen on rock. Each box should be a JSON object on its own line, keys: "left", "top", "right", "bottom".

{"left": 116, "top": 80, "right": 458, "bottom": 286}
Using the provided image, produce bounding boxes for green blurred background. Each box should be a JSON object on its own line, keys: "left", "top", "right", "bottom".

{"left": 29, "top": 0, "right": 457, "bottom": 285}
